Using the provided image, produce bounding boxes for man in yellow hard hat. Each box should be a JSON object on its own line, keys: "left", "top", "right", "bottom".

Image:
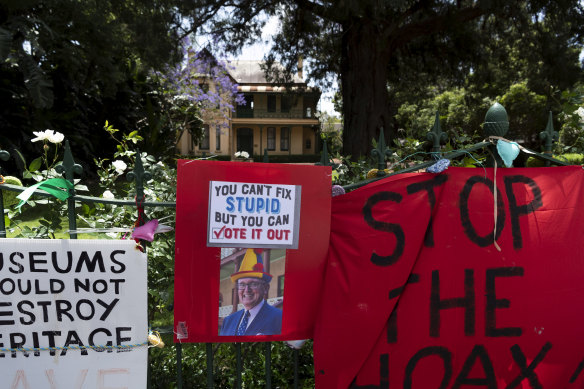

{"left": 220, "top": 249, "right": 282, "bottom": 336}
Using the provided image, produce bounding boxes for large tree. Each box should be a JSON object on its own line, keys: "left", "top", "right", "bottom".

{"left": 0, "top": 0, "right": 191, "bottom": 170}
{"left": 184, "top": 0, "right": 584, "bottom": 157}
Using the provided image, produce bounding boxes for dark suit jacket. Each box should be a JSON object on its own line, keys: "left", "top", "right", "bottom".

{"left": 220, "top": 302, "right": 282, "bottom": 336}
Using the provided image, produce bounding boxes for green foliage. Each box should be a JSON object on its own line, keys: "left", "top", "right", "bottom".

{"left": 1, "top": 176, "right": 22, "bottom": 207}
{"left": 0, "top": 0, "right": 187, "bottom": 171}
{"left": 318, "top": 112, "right": 343, "bottom": 155}
{"left": 526, "top": 153, "right": 584, "bottom": 167}
{"left": 499, "top": 82, "right": 547, "bottom": 143}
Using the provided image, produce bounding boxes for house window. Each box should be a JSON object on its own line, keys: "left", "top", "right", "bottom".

{"left": 280, "top": 127, "right": 289, "bottom": 151}
{"left": 200, "top": 125, "right": 210, "bottom": 150}
{"left": 305, "top": 139, "right": 311, "bottom": 149}
{"left": 267, "top": 127, "right": 276, "bottom": 151}
{"left": 281, "top": 95, "right": 291, "bottom": 113}
{"left": 268, "top": 95, "right": 276, "bottom": 112}
{"left": 215, "top": 126, "right": 221, "bottom": 151}
{"left": 277, "top": 275, "right": 285, "bottom": 297}
{"left": 237, "top": 94, "right": 254, "bottom": 118}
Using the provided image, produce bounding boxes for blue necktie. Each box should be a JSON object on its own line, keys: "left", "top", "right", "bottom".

{"left": 236, "top": 311, "right": 250, "bottom": 336}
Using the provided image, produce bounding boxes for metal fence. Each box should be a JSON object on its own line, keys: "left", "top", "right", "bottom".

{"left": 0, "top": 105, "right": 570, "bottom": 388}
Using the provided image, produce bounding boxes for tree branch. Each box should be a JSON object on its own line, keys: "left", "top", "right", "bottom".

{"left": 392, "top": 4, "right": 487, "bottom": 48}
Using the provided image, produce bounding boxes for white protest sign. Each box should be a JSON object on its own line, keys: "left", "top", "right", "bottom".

{"left": 0, "top": 239, "right": 147, "bottom": 388}
{"left": 207, "top": 181, "right": 301, "bottom": 248}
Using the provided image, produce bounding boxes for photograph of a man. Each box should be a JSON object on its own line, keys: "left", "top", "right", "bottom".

{"left": 219, "top": 249, "right": 282, "bottom": 336}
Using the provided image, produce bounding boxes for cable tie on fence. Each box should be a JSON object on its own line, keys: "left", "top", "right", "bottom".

{"left": 0, "top": 341, "right": 149, "bottom": 353}
{"left": 148, "top": 331, "right": 165, "bottom": 349}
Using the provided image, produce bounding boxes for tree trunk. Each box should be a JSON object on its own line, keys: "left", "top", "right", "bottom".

{"left": 341, "top": 21, "right": 393, "bottom": 159}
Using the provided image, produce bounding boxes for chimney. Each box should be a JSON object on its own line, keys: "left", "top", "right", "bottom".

{"left": 297, "top": 57, "right": 303, "bottom": 80}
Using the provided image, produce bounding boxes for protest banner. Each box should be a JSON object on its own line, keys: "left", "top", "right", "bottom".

{"left": 207, "top": 181, "right": 301, "bottom": 248}
{"left": 0, "top": 239, "right": 147, "bottom": 388}
{"left": 314, "top": 166, "right": 584, "bottom": 388}
{"left": 174, "top": 160, "right": 331, "bottom": 342}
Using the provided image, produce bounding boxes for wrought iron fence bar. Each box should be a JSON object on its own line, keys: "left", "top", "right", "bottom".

{"left": 293, "top": 349, "right": 299, "bottom": 389}
{"left": 0, "top": 184, "right": 176, "bottom": 208}
{"left": 176, "top": 343, "right": 183, "bottom": 389}
{"left": 206, "top": 343, "right": 214, "bottom": 388}
{"left": 0, "top": 190, "right": 5, "bottom": 238}
{"left": 236, "top": 343, "right": 242, "bottom": 389}
{"left": 265, "top": 342, "right": 272, "bottom": 388}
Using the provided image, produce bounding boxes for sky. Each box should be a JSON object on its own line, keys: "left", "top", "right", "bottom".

{"left": 229, "top": 18, "right": 339, "bottom": 116}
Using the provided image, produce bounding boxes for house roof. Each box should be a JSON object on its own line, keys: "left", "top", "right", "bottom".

{"left": 228, "top": 60, "right": 304, "bottom": 85}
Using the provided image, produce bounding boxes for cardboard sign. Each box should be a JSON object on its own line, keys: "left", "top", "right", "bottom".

{"left": 313, "top": 166, "right": 584, "bottom": 388}
{"left": 207, "top": 181, "right": 301, "bottom": 248}
{"left": 0, "top": 239, "right": 147, "bottom": 388}
{"left": 174, "top": 160, "right": 331, "bottom": 342}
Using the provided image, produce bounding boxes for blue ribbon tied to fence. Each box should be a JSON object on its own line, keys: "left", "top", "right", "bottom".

{"left": 16, "top": 177, "right": 74, "bottom": 209}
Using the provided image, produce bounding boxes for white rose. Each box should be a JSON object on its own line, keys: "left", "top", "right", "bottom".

{"left": 31, "top": 129, "right": 54, "bottom": 142}
{"left": 48, "top": 131, "right": 65, "bottom": 144}
{"left": 102, "top": 190, "right": 115, "bottom": 199}
{"left": 112, "top": 160, "right": 127, "bottom": 174}
{"left": 576, "top": 107, "right": 584, "bottom": 123}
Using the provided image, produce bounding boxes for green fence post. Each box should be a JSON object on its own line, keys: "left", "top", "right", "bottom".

{"left": 482, "top": 102, "right": 509, "bottom": 167}
{"left": 55, "top": 141, "right": 82, "bottom": 239}
{"left": 427, "top": 111, "right": 447, "bottom": 156}
{"left": 236, "top": 343, "right": 242, "bottom": 389}
{"left": 371, "top": 127, "right": 392, "bottom": 176}
{"left": 265, "top": 342, "right": 272, "bottom": 389}
{"left": 176, "top": 343, "right": 183, "bottom": 389}
{"left": 540, "top": 111, "right": 558, "bottom": 167}
{"left": 0, "top": 149, "right": 10, "bottom": 238}
{"left": 207, "top": 343, "right": 214, "bottom": 388}
{"left": 319, "top": 140, "right": 330, "bottom": 166}
{"left": 293, "top": 348, "right": 299, "bottom": 389}
{"left": 126, "top": 150, "right": 153, "bottom": 387}
{"left": 263, "top": 148, "right": 269, "bottom": 163}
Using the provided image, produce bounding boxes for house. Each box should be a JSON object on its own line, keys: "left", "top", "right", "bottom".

{"left": 177, "top": 58, "right": 322, "bottom": 160}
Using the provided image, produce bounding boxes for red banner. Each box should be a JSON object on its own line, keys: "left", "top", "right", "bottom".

{"left": 314, "top": 166, "right": 584, "bottom": 388}
{"left": 174, "top": 160, "right": 331, "bottom": 342}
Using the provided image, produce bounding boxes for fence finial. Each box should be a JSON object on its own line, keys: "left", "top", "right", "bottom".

{"left": 539, "top": 111, "right": 558, "bottom": 156}
{"left": 0, "top": 149, "right": 9, "bottom": 176}
{"left": 371, "top": 127, "right": 392, "bottom": 176}
{"left": 55, "top": 140, "right": 83, "bottom": 239}
{"left": 127, "top": 150, "right": 152, "bottom": 202}
{"left": 263, "top": 148, "right": 269, "bottom": 163}
{"left": 56, "top": 140, "right": 83, "bottom": 181}
{"left": 427, "top": 111, "right": 447, "bottom": 155}
{"left": 319, "top": 140, "right": 330, "bottom": 166}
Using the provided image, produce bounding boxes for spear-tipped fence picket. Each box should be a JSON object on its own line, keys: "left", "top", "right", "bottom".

{"left": 0, "top": 104, "right": 571, "bottom": 388}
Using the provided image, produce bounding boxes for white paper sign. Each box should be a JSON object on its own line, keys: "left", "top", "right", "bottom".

{"left": 0, "top": 239, "right": 147, "bottom": 388}
{"left": 207, "top": 181, "right": 301, "bottom": 248}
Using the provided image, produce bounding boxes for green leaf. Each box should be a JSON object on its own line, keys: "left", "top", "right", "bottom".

{"left": 29, "top": 157, "right": 43, "bottom": 172}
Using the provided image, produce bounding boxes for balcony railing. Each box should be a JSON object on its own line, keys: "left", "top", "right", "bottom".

{"left": 234, "top": 108, "right": 317, "bottom": 119}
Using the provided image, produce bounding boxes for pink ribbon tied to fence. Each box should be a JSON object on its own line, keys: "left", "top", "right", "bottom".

{"left": 131, "top": 219, "right": 173, "bottom": 242}
{"left": 16, "top": 178, "right": 74, "bottom": 209}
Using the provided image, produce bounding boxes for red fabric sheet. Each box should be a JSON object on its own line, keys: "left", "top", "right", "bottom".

{"left": 314, "top": 166, "right": 584, "bottom": 388}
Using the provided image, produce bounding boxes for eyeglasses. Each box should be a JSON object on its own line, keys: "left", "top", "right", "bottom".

{"left": 237, "top": 282, "right": 265, "bottom": 290}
